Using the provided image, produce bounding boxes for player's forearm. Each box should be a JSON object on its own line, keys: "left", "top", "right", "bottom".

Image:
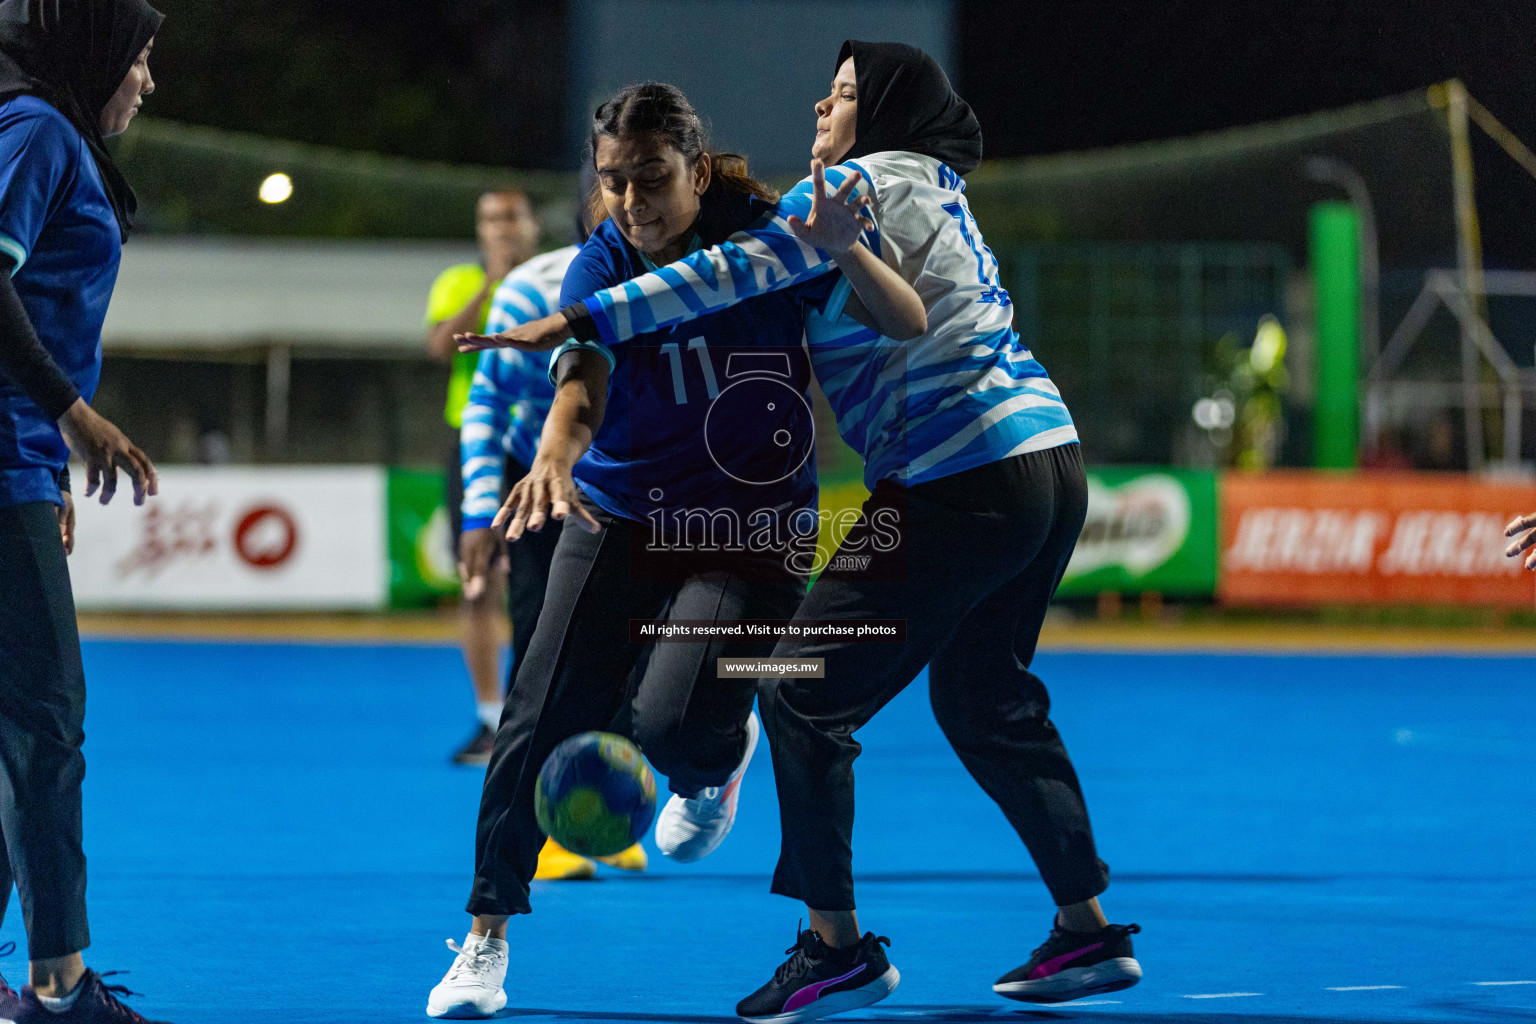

{"left": 832, "top": 243, "right": 927, "bottom": 341}
{"left": 427, "top": 284, "right": 491, "bottom": 361}
{"left": 0, "top": 254, "right": 80, "bottom": 418}
{"left": 537, "top": 399, "right": 596, "bottom": 472}
{"left": 536, "top": 351, "right": 607, "bottom": 471}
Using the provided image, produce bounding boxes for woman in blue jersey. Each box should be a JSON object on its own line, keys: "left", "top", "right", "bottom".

{"left": 492, "top": 43, "right": 1141, "bottom": 1023}
{"left": 426, "top": 82, "right": 925, "bottom": 1020}
{"left": 0, "top": 1, "right": 170, "bottom": 1022}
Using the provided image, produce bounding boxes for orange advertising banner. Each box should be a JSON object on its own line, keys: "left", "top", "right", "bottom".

{"left": 1219, "top": 471, "right": 1536, "bottom": 607}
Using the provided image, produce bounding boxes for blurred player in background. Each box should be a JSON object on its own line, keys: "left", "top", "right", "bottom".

{"left": 458, "top": 201, "right": 646, "bottom": 882}
{"left": 424, "top": 188, "right": 539, "bottom": 765}
{"left": 0, "top": 1, "right": 173, "bottom": 1021}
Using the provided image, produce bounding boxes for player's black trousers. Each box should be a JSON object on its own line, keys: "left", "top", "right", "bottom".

{"left": 501, "top": 456, "right": 560, "bottom": 681}
{"left": 0, "top": 501, "right": 91, "bottom": 959}
{"left": 760, "top": 444, "right": 1111, "bottom": 911}
{"left": 468, "top": 506, "right": 805, "bottom": 916}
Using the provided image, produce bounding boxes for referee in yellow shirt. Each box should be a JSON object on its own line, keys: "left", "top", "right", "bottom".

{"left": 424, "top": 188, "right": 540, "bottom": 765}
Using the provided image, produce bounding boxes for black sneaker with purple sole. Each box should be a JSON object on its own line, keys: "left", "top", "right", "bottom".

{"left": 1, "top": 969, "right": 172, "bottom": 1024}
{"left": 737, "top": 928, "right": 899, "bottom": 1024}
{"left": 993, "top": 921, "right": 1142, "bottom": 1003}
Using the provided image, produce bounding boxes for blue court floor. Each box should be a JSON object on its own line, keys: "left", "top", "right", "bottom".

{"left": 2, "top": 641, "right": 1532, "bottom": 1023}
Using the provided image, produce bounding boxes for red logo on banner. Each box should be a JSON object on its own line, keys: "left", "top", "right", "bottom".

{"left": 114, "top": 502, "right": 220, "bottom": 579}
{"left": 234, "top": 505, "right": 298, "bottom": 569}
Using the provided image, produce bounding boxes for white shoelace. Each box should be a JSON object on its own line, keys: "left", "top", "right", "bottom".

{"left": 443, "top": 938, "right": 506, "bottom": 984}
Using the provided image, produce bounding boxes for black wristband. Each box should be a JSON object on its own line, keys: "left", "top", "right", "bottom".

{"left": 57, "top": 465, "right": 70, "bottom": 494}
{"left": 561, "top": 303, "right": 601, "bottom": 343}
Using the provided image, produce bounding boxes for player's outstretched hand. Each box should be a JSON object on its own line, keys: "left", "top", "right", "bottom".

{"left": 57, "top": 398, "right": 158, "bottom": 506}
{"left": 786, "top": 158, "right": 874, "bottom": 257}
{"left": 1505, "top": 511, "right": 1536, "bottom": 570}
{"left": 458, "top": 527, "right": 509, "bottom": 601}
{"left": 494, "top": 455, "right": 600, "bottom": 541}
{"left": 457, "top": 312, "right": 571, "bottom": 353}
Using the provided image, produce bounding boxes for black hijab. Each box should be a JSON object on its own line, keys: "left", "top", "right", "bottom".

{"left": 0, "top": 0, "right": 163, "bottom": 241}
{"left": 836, "top": 40, "right": 982, "bottom": 176}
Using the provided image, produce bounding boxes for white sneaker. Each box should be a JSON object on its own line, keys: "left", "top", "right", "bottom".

{"left": 655, "top": 709, "right": 760, "bottom": 862}
{"left": 426, "top": 933, "right": 509, "bottom": 1019}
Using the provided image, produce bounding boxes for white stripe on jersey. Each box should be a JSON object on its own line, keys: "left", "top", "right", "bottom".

{"left": 905, "top": 392, "right": 1074, "bottom": 480}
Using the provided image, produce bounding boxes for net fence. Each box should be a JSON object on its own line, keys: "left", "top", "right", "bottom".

{"left": 113, "top": 89, "right": 1493, "bottom": 468}
{"left": 961, "top": 88, "right": 1467, "bottom": 465}
{"left": 113, "top": 116, "right": 581, "bottom": 245}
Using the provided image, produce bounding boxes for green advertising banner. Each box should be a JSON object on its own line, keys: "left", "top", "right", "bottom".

{"left": 1056, "top": 467, "right": 1218, "bottom": 598}
{"left": 386, "top": 468, "right": 461, "bottom": 608}
{"left": 384, "top": 463, "right": 1216, "bottom": 605}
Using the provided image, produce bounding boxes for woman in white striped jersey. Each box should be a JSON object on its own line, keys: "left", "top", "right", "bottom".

{"left": 485, "top": 41, "right": 1143, "bottom": 1021}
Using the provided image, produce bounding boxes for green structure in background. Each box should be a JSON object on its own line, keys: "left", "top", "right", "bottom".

{"left": 1309, "top": 202, "right": 1361, "bottom": 469}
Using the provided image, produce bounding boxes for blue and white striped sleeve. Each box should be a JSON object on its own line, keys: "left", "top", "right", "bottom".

{"left": 459, "top": 275, "right": 554, "bottom": 532}
{"left": 486, "top": 271, "right": 554, "bottom": 336}
{"left": 460, "top": 352, "right": 519, "bottom": 532}
{"left": 577, "top": 164, "right": 877, "bottom": 346}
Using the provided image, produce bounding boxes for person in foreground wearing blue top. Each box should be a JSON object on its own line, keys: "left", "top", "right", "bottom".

{"left": 427, "top": 82, "right": 925, "bottom": 1020}
{"left": 0, "top": 1, "right": 172, "bottom": 1022}
{"left": 492, "top": 42, "right": 1140, "bottom": 1023}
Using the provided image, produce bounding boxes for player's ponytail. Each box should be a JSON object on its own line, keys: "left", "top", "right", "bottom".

{"left": 709, "top": 151, "right": 779, "bottom": 206}
{"left": 587, "top": 82, "right": 778, "bottom": 227}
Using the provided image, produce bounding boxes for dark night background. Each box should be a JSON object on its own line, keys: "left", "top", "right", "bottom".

{"left": 141, "top": 0, "right": 1533, "bottom": 262}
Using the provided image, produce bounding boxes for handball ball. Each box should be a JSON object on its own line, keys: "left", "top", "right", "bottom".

{"left": 535, "top": 731, "right": 657, "bottom": 857}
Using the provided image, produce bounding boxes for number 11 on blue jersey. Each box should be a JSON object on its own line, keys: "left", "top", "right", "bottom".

{"left": 658, "top": 337, "right": 720, "bottom": 404}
